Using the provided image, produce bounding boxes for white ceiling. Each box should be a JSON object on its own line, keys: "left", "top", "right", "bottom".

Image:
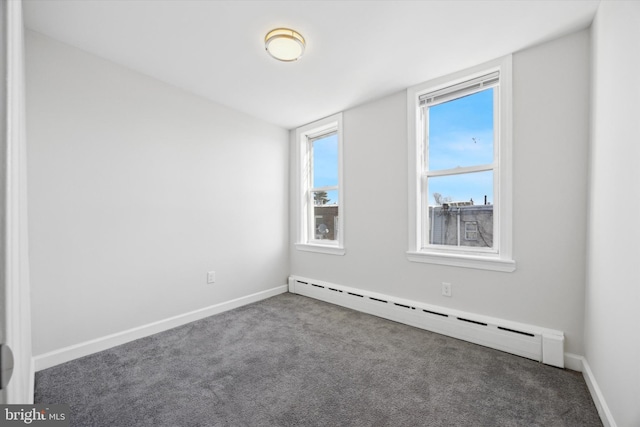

{"left": 23, "top": 0, "right": 600, "bottom": 129}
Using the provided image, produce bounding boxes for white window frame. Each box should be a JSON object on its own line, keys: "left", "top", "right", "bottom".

{"left": 295, "top": 113, "right": 345, "bottom": 255}
{"left": 406, "top": 56, "right": 515, "bottom": 272}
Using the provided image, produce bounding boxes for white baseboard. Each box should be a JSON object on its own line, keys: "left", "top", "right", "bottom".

{"left": 33, "top": 285, "right": 288, "bottom": 371}
{"left": 564, "top": 352, "right": 584, "bottom": 372}
{"left": 582, "top": 357, "right": 617, "bottom": 427}
{"left": 289, "top": 276, "right": 565, "bottom": 368}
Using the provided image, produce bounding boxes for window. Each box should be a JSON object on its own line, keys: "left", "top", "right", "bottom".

{"left": 407, "top": 56, "right": 515, "bottom": 272}
{"left": 464, "top": 222, "right": 478, "bottom": 241}
{"left": 295, "top": 113, "right": 345, "bottom": 255}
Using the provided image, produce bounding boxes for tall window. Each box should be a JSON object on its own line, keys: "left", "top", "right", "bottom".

{"left": 423, "top": 74, "right": 497, "bottom": 250}
{"left": 295, "top": 113, "right": 344, "bottom": 255}
{"left": 407, "top": 57, "right": 515, "bottom": 272}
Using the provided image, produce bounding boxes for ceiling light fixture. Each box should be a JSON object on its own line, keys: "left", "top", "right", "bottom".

{"left": 265, "top": 28, "right": 305, "bottom": 62}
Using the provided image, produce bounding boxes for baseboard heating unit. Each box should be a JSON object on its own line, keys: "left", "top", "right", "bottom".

{"left": 288, "top": 276, "right": 565, "bottom": 368}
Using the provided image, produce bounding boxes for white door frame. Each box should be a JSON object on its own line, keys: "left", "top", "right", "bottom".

{"left": 1, "top": 0, "right": 33, "bottom": 404}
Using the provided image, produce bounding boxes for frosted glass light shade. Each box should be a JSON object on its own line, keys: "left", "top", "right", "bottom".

{"left": 265, "top": 28, "right": 305, "bottom": 62}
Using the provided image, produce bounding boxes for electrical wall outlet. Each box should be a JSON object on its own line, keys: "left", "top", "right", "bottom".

{"left": 442, "top": 282, "right": 452, "bottom": 297}
{"left": 207, "top": 271, "right": 216, "bottom": 284}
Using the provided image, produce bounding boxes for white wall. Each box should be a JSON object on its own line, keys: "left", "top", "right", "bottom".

{"left": 26, "top": 31, "right": 289, "bottom": 356}
{"left": 585, "top": 2, "right": 640, "bottom": 426}
{"left": 291, "top": 30, "right": 590, "bottom": 355}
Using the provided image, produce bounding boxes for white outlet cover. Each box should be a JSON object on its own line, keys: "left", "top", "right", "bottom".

{"left": 442, "top": 282, "right": 452, "bottom": 297}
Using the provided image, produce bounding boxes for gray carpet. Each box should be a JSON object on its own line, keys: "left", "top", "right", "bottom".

{"left": 35, "top": 293, "right": 602, "bottom": 426}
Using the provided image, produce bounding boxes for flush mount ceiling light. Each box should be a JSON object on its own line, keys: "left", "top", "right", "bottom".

{"left": 265, "top": 28, "right": 305, "bottom": 62}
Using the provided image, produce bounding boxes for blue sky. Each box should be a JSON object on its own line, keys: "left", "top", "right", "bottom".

{"left": 427, "top": 88, "right": 494, "bottom": 205}
{"left": 312, "top": 134, "right": 339, "bottom": 204}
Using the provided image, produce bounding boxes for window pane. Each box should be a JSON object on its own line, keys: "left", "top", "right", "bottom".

{"left": 313, "top": 190, "right": 339, "bottom": 241}
{"left": 427, "top": 172, "right": 493, "bottom": 248}
{"left": 428, "top": 88, "right": 494, "bottom": 171}
{"left": 312, "top": 133, "right": 338, "bottom": 188}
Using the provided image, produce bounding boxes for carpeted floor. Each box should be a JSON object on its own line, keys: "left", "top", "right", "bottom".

{"left": 35, "top": 293, "right": 602, "bottom": 426}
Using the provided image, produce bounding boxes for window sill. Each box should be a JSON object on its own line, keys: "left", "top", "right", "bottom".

{"left": 406, "top": 251, "right": 516, "bottom": 272}
{"left": 295, "top": 243, "right": 346, "bottom": 256}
